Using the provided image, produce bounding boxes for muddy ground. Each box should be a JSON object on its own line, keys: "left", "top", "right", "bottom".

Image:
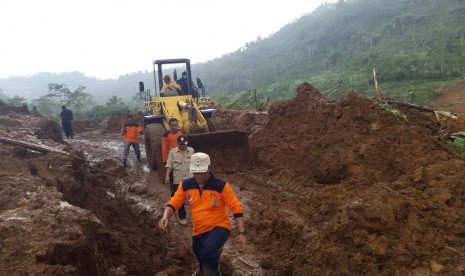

{"left": 2, "top": 84, "right": 465, "bottom": 275}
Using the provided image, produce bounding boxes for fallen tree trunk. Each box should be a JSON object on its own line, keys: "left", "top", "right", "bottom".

{"left": 0, "top": 136, "right": 65, "bottom": 154}
{"left": 386, "top": 100, "right": 435, "bottom": 113}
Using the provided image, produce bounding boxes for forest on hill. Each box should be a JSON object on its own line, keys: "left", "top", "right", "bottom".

{"left": 1, "top": 0, "right": 465, "bottom": 114}
{"left": 194, "top": 0, "right": 465, "bottom": 107}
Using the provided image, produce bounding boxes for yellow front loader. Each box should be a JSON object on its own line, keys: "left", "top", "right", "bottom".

{"left": 139, "top": 58, "right": 253, "bottom": 176}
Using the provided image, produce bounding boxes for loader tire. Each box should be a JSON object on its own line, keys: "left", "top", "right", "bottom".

{"left": 144, "top": 123, "right": 165, "bottom": 170}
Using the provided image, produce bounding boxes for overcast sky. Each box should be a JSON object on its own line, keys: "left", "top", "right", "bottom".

{"left": 0, "top": 0, "right": 329, "bottom": 79}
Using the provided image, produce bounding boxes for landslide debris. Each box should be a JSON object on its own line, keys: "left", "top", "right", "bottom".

{"left": 245, "top": 83, "right": 465, "bottom": 275}
{"left": 207, "top": 107, "right": 268, "bottom": 136}
{"left": 0, "top": 100, "right": 29, "bottom": 115}
{"left": 0, "top": 105, "right": 195, "bottom": 275}
{"left": 101, "top": 111, "right": 144, "bottom": 134}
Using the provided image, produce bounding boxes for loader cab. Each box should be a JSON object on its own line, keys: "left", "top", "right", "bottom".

{"left": 139, "top": 57, "right": 215, "bottom": 129}
{"left": 153, "top": 58, "right": 197, "bottom": 97}
{"left": 138, "top": 58, "right": 205, "bottom": 100}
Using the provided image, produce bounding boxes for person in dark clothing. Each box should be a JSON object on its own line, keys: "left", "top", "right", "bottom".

{"left": 60, "top": 105, "right": 74, "bottom": 138}
{"left": 176, "top": 71, "right": 200, "bottom": 97}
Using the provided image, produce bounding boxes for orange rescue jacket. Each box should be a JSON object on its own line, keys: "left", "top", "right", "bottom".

{"left": 121, "top": 122, "right": 143, "bottom": 143}
{"left": 161, "top": 130, "right": 183, "bottom": 163}
{"left": 167, "top": 174, "right": 244, "bottom": 236}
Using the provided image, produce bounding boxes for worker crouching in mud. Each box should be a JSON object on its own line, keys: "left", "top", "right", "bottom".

{"left": 159, "top": 152, "right": 247, "bottom": 275}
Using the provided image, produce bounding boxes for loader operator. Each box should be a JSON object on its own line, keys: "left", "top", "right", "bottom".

{"left": 159, "top": 152, "right": 247, "bottom": 276}
{"left": 161, "top": 75, "right": 181, "bottom": 96}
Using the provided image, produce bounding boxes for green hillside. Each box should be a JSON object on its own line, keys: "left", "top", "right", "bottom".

{"left": 1, "top": 0, "right": 465, "bottom": 111}
{"left": 194, "top": 0, "right": 465, "bottom": 107}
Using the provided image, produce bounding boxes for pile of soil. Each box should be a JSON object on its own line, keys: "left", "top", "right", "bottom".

{"left": 0, "top": 107, "right": 194, "bottom": 274}
{"left": 101, "top": 113, "right": 127, "bottom": 134}
{"left": 5, "top": 87, "right": 465, "bottom": 275}
{"left": 0, "top": 110, "right": 67, "bottom": 147}
{"left": 0, "top": 100, "right": 29, "bottom": 115}
{"left": 101, "top": 111, "right": 144, "bottom": 134}
{"left": 72, "top": 119, "right": 100, "bottom": 133}
{"left": 208, "top": 108, "right": 268, "bottom": 136}
{"left": 34, "top": 119, "right": 65, "bottom": 144}
{"left": 252, "top": 83, "right": 459, "bottom": 186}
{"left": 247, "top": 83, "right": 465, "bottom": 274}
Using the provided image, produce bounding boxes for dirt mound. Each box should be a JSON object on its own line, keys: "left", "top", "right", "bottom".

{"left": 0, "top": 112, "right": 194, "bottom": 275}
{"left": 0, "top": 112, "right": 70, "bottom": 148}
{"left": 247, "top": 83, "right": 465, "bottom": 274}
{"left": 72, "top": 119, "right": 100, "bottom": 133}
{"left": 208, "top": 108, "right": 268, "bottom": 136}
{"left": 252, "top": 83, "right": 459, "bottom": 185}
{"left": 101, "top": 113, "right": 127, "bottom": 134}
{"left": 35, "top": 119, "right": 65, "bottom": 144}
{"left": 0, "top": 100, "right": 29, "bottom": 115}
{"left": 101, "top": 112, "right": 144, "bottom": 134}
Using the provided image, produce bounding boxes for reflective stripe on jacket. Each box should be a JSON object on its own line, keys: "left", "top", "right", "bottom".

{"left": 167, "top": 175, "right": 244, "bottom": 236}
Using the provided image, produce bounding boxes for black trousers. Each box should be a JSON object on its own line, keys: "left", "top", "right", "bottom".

{"left": 62, "top": 121, "right": 73, "bottom": 138}
{"left": 170, "top": 180, "right": 186, "bottom": 220}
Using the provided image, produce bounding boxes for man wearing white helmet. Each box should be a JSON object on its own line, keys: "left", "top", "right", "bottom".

{"left": 159, "top": 152, "right": 247, "bottom": 276}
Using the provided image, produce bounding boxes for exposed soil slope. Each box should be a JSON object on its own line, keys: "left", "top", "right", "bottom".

{"left": 3, "top": 85, "right": 465, "bottom": 275}
{"left": 0, "top": 111, "right": 195, "bottom": 275}
{"left": 242, "top": 83, "right": 465, "bottom": 275}
{"left": 430, "top": 80, "right": 465, "bottom": 115}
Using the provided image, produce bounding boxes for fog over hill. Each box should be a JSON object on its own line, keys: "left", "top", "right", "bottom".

{"left": 2, "top": 0, "right": 465, "bottom": 106}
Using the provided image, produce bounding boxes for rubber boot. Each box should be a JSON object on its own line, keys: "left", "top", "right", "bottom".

{"left": 123, "top": 159, "right": 127, "bottom": 167}
{"left": 201, "top": 265, "right": 219, "bottom": 276}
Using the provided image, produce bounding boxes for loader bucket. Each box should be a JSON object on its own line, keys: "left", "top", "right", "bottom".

{"left": 186, "top": 130, "right": 254, "bottom": 173}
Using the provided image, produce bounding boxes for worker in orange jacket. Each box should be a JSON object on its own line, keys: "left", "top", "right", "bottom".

{"left": 159, "top": 152, "right": 247, "bottom": 275}
{"left": 161, "top": 118, "right": 183, "bottom": 163}
{"left": 161, "top": 118, "right": 183, "bottom": 182}
{"left": 121, "top": 115, "right": 143, "bottom": 167}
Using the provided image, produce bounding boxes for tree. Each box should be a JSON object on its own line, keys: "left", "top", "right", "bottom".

{"left": 46, "top": 83, "right": 94, "bottom": 118}
{"left": 31, "top": 95, "right": 60, "bottom": 117}
{"left": 7, "top": 95, "right": 26, "bottom": 106}
{"left": 107, "top": 95, "right": 123, "bottom": 105}
{"left": 46, "top": 83, "right": 71, "bottom": 103}
{"left": 65, "top": 86, "right": 94, "bottom": 117}
{"left": 0, "top": 89, "right": 8, "bottom": 101}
